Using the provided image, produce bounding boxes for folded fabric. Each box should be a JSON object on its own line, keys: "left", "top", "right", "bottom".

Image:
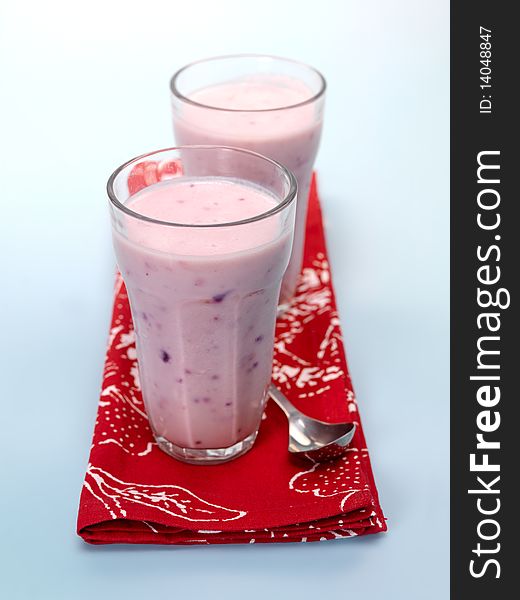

{"left": 77, "top": 175, "right": 386, "bottom": 544}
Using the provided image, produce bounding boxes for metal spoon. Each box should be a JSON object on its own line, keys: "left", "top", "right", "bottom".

{"left": 268, "top": 384, "right": 356, "bottom": 461}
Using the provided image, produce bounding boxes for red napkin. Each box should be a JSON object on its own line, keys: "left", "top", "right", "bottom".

{"left": 77, "top": 175, "right": 386, "bottom": 544}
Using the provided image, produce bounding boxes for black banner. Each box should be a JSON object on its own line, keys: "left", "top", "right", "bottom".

{"left": 451, "top": 2, "right": 517, "bottom": 598}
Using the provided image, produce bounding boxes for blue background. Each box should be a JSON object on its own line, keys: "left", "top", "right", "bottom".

{"left": 0, "top": 1, "right": 449, "bottom": 598}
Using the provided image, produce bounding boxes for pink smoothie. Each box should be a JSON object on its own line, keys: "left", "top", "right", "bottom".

{"left": 172, "top": 75, "right": 323, "bottom": 304}
{"left": 113, "top": 177, "right": 292, "bottom": 450}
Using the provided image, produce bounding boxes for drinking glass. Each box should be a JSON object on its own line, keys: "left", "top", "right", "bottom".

{"left": 108, "top": 146, "right": 297, "bottom": 464}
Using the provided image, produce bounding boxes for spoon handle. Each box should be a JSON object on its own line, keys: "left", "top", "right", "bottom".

{"left": 268, "top": 384, "right": 300, "bottom": 419}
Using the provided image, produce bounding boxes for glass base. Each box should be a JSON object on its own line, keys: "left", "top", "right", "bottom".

{"left": 155, "top": 430, "right": 258, "bottom": 465}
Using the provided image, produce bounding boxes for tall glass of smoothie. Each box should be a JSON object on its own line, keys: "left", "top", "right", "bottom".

{"left": 108, "top": 146, "right": 297, "bottom": 464}
{"left": 170, "top": 55, "right": 325, "bottom": 308}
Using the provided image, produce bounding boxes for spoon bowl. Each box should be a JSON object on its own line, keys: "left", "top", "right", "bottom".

{"left": 268, "top": 384, "right": 356, "bottom": 461}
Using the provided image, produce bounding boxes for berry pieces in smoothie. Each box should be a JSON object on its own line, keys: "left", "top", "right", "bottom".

{"left": 193, "top": 397, "right": 212, "bottom": 404}
{"left": 211, "top": 290, "right": 232, "bottom": 303}
{"left": 157, "top": 159, "right": 182, "bottom": 180}
{"left": 127, "top": 161, "right": 156, "bottom": 195}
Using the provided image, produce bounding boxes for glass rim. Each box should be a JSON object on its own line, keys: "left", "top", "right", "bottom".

{"left": 107, "top": 145, "right": 298, "bottom": 229}
{"left": 169, "top": 53, "right": 326, "bottom": 113}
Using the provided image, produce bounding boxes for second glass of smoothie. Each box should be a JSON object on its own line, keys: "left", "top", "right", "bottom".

{"left": 108, "top": 146, "right": 297, "bottom": 464}
{"left": 170, "top": 55, "right": 325, "bottom": 308}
